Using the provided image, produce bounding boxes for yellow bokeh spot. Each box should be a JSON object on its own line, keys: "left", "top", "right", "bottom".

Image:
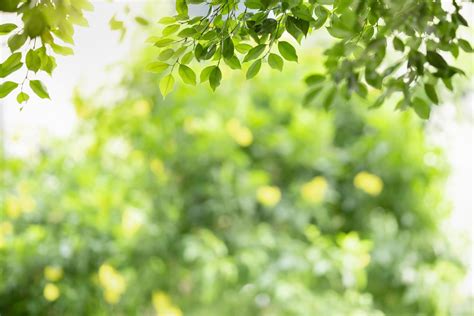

{"left": 300, "top": 176, "right": 328, "bottom": 203}
{"left": 226, "top": 118, "right": 253, "bottom": 147}
{"left": 44, "top": 266, "right": 64, "bottom": 282}
{"left": 152, "top": 291, "right": 183, "bottom": 316}
{"left": 121, "top": 208, "right": 144, "bottom": 237}
{"left": 353, "top": 171, "right": 384, "bottom": 196}
{"left": 132, "top": 99, "right": 152, "bottom": 116}
{"left": 150, "top": 159, "right": 165, "bottom": 176}
{"left": 98, "top": 264, "right": 126, "bottom": 304}
{"left": 183, "top": 116, "right": 200, "bottom": 134}
{"left": 0, "top": 222, "right": 13, "bottom": 235}
{"left": 43, "top": 283, "right": 60, "bottom": 302}
{"left": 256, "top": 186, "right": 281, "bottom": 207}
{"left": 5, "top": 195, "right": 36, "bottom": 218}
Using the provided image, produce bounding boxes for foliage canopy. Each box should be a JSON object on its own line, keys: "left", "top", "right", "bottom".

{"left": 0, "top": 0, "right": 472, "bottom": 118}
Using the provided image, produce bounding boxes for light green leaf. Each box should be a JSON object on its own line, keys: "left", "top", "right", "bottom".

{"left": 200, "top": 65, "right": 214, "bottom": 83}
{"left": 159, "top": 74, "right": 175, "bottom": 98}
{"left": 176, "top": 0, "right": 188, "bottom": 16}
{"left": 146, "top": 61, "right": 169, "bottom": 73}
{"left": 26, "top": 49, "right": 41, "bottom": 72}
{"left": 0, "top": 52, "right": 22, "bottom": 78}
{"left": 178, "top": 64, "right": 196, "bottom": 85}
{"left": 268, "top": 53, "right": 283, "bottom": 71}
{"left": 17, "top": 92, "right": 29, "bottom": 103}
{"left": 224, "top": 56, "right": 241, "bottom": 70}
{"left": 8, "top": 32, "right": 27, "bottom": 52}
{"left": 243, "top": 44, "right": 266, "bottom": 62}
{"left": 278, "top": 41, "right": 298, "bottom": 62}
{"left": 0, "top": 81, "right": 18, "bottom": 98}
{"left": 246, "top": 59, "right": 261, "bottom": 79}
{"left": 412, "top": 97, "right": 431, "bottom": 119}
{"left": 0, "top": 23, "right": 17, "bottom": 35}
{"left": 50, "top": 43, "right": 74, "bottom": 56}
{"left": 30, "top": 80, "right": 50, "bottom": 99}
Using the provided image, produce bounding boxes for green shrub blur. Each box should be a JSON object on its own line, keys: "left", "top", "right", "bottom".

{"left": 0, "top": 51, "right": 470, "bottom": 315}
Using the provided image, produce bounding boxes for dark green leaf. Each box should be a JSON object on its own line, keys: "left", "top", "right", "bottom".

{"left": 424, "top": 83, "right": 439, "bottom": 105}
{"left": 209, "top": 66, "right": 222, "bottom": 91}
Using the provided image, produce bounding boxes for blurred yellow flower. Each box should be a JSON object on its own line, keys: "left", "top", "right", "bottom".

{"left": 43, "top": 283, "right": 60, "bottom": 301}
{"left": 353, "top": 171, "right": 384, "bottom": 196}
{"left": 121, "top": 208, "right": 144, "bottom": 236}
{"left": 300, "top": 176, "right": 328, "bottom": 203}
{"left": 98, "top": 264, "right": 126, "bottom": 304}
{"left": 152, "top": 291, "right": 183, "bottom": 316}
{"left": 256, "top": 186, "right": 281, "bottom": 207}
{"left": 132, "top": 99, "right": 152, "bottom": 116}
{"left": 44, "top": 266, "right": 64, "bottom": 282}
{"left": 226, "top": 118, "right": 253, "bottom": 147}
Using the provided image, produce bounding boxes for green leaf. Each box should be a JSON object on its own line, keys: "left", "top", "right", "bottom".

{"left": 159, "top": 49, "right": 175, "bottom": 61}
{"left": 181, "top": 51, "right": 194, "bottom": 64}
{"left": 0, "top": 52, "right": 22, "bottom": 78}
{"left": 209, "top": 66, "right": 222, "bottom": 91}
{"left": 268, "top": 53, "right": 283, "bottom": 71}
{"left": 30, "top": 80, "right": 50, "bottom": 99}
{"left": 8, "top": 32, "right": 27, "bottom": 52}
{"left": 26, "top": 49, "right": 41, "bottom": 72}
{"left": 0, "top": 23, "right": 17, "bottom": 35}
{"left": 159, "top": 17, "right": 176, "bottom": 25}
{"left": 393, "top": 37, "right": 404, "bottom": 52}
{"left": 176, "top": 0, "right": 188, "bottom": 16}
{"left": 222, "top": 37, "right": 234, "bottom": 59}
{"left": 146, "top": 61, "right": 169, "bottom": 74}
{"left": 305, "top": 74, "right": 325, "bottom": 86}
{"left": 243, "top": 44, "right": 266, "bottom": 62}
{"left": 458, "top": 39, "right": 473, "bottom": 53}
{"left": 163, "top": 24, "right": 180, "bottom": 36}
{"left": 412, "top": 97, "right": 430, "bottom": 119}
{"left": 426, "top": 51, "right": 448, "bottom": 69}
{"left": 178, "top": 64, "right": 196, "bottom": 85}
{"left": 424, "top": 83, "right": 439, "bottom": 105}
{"left": 278, "top": 41, "right": 298, "bottom": 62}
{"left": 246, "top": 59, "right": 261, "bottom": 79}
{"left": 17, "top": 92, "right": 29, "bottom": 103}
{"left": 50, "top": 43, "right": 74, "bottom": 56}
{"left": 303, "top": 86, "right": 323, "bottom": 105}
{"left": 235, "top": 43, "right": 252, "bottom": 54}
{"left": 135, "top": 17, "right": 149, "bottom": 26}
{"left": 323, "top": 86, "right": 337, "bottom": 111}
{"left": 0, "top": 81, "right": 18, "bottom": 98}
{"left": 159, "top": 74, "right": 175, "bottom": 98}
{"left": 224, "top": 56, "right": 241, "bottom": 70}
{"left": 154, "top": 38, "right": 175, "bottom": 48}
{"left": 200, "top": 65, "right": 214, "bottom": 83}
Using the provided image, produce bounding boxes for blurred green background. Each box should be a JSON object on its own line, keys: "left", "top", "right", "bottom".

{"left": 1, "top": 25, "right": 473, "bottom": 316}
